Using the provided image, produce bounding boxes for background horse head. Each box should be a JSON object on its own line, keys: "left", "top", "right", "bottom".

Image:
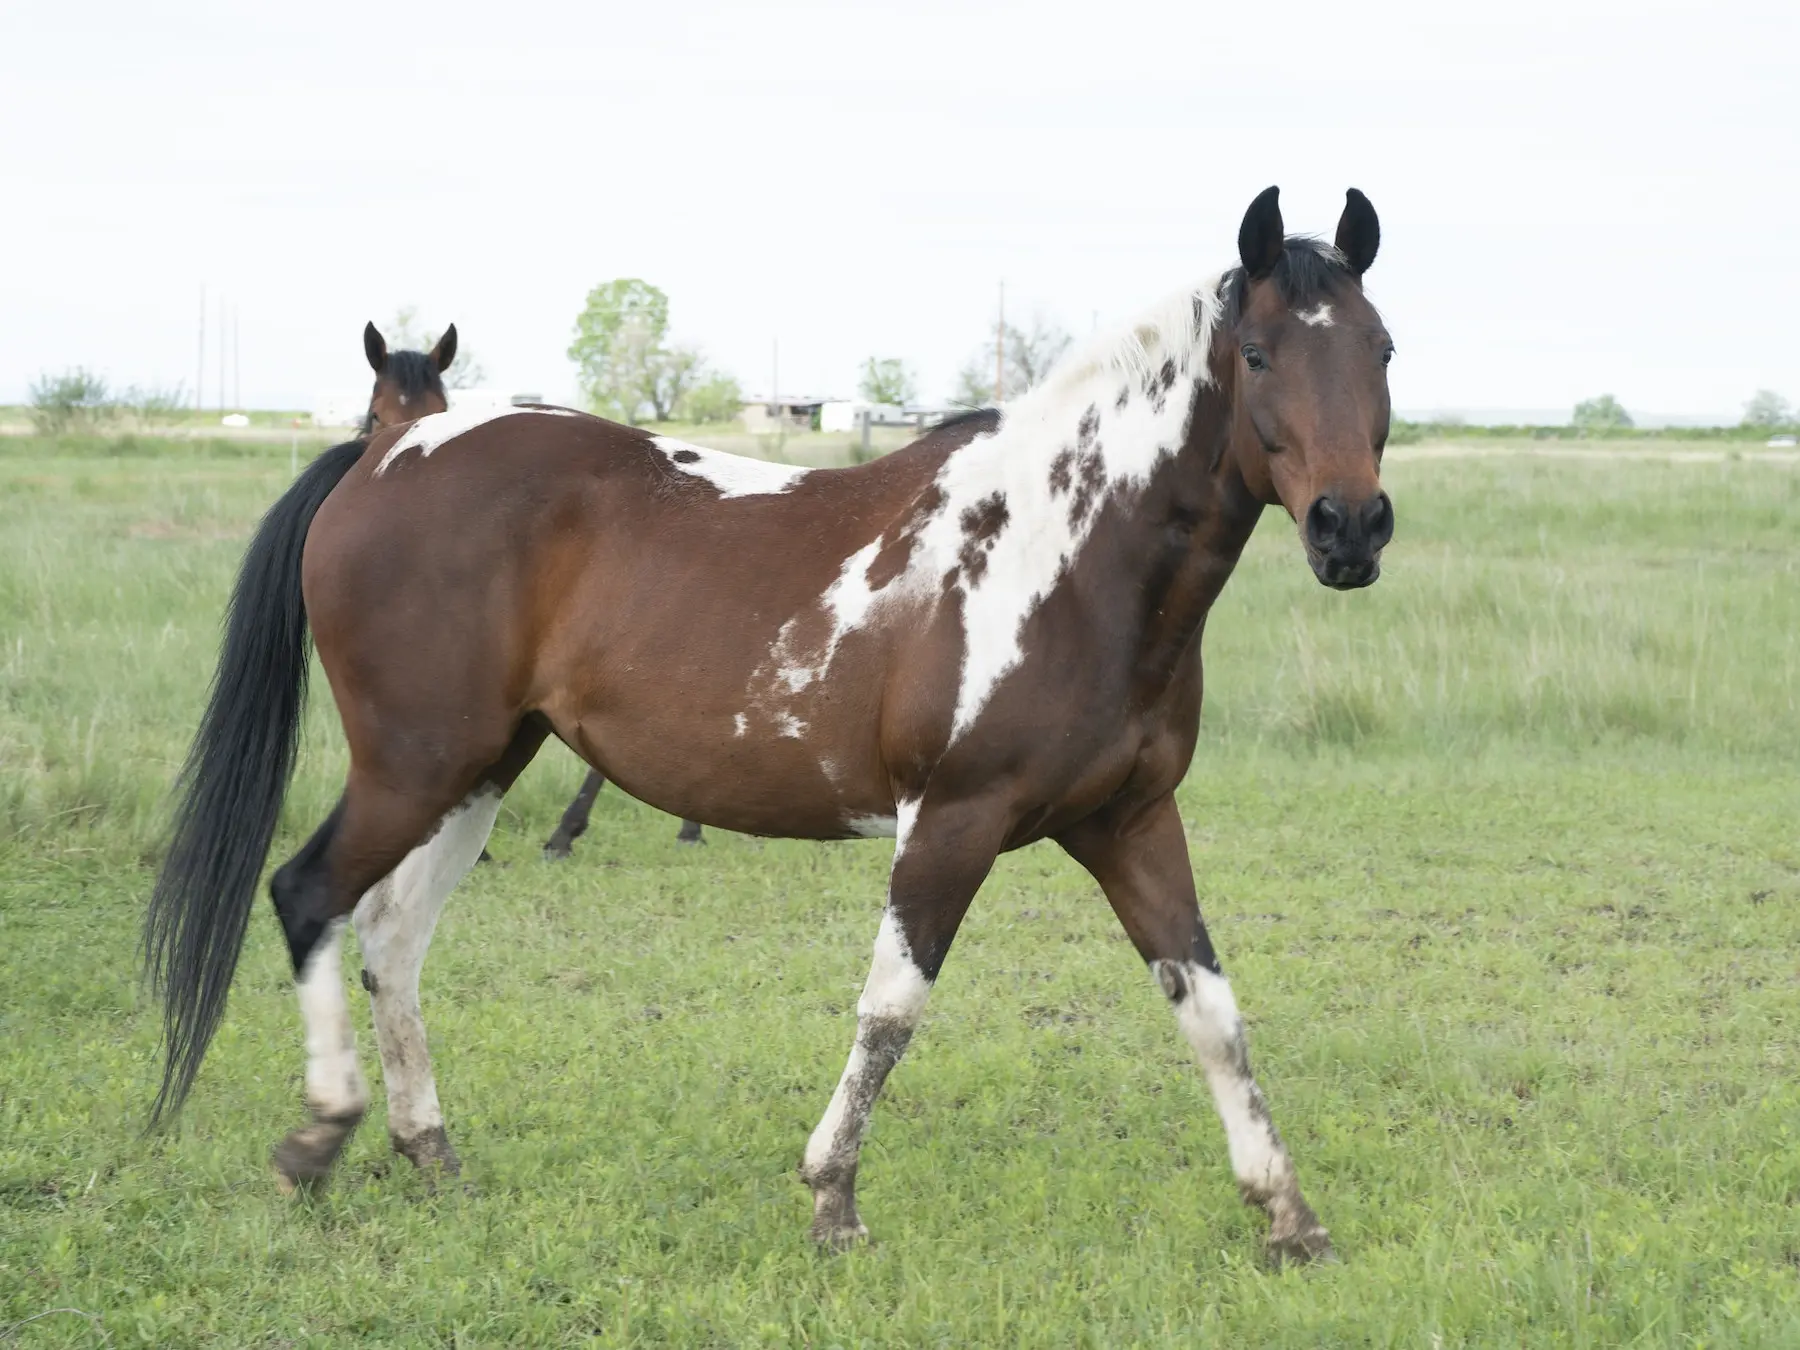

{"left": 361, "top": 321, "right": 455, "bottom": 434}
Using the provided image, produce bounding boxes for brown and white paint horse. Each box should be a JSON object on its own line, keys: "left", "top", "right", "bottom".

{"left": 147, "top": 186, "right": 1394, "bottom": 1264}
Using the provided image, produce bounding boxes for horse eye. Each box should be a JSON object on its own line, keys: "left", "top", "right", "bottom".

{"left": 1242, "top": 345, "right": 1266, "bottom": 371}
{"left": 1381, "top": 346, "right": 1395, "bottom": 366}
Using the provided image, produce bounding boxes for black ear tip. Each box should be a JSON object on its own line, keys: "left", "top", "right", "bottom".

{"left": 364, "top": 320, "right": 379, "bottom": 339}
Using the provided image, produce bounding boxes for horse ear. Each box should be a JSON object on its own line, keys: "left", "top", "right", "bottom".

{"left": 1335, "top": 188, "right": 1380, "bottom": 277}
{"left": 430, "top": 323, "right": 458, "bottom": 374}
{"left": 1237, "top": 185, "right": 1285, "bottom": 281}
{"left": 363, "top": 322, "right": 386, "bottom": 373}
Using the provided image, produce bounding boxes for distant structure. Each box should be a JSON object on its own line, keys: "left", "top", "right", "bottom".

{"left": 742, "top": 396, "right": 825, "bottom": 434}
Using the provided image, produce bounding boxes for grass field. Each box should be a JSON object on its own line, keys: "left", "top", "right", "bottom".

{"left": 2, "top": 433, "right": 1798, "bottom": 1347}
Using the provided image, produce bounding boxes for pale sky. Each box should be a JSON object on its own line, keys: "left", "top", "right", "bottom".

{"left": 3, "top": 0, "right": 1795, "bottom": 421}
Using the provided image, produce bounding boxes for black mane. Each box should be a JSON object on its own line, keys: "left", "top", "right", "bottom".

{"left": 1220, "top": 236, "right": 1357, "bottom": 326}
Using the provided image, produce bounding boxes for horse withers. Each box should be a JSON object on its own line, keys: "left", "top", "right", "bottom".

{"left": 146, "top": 186, "right": 1394, "bottom": 1265}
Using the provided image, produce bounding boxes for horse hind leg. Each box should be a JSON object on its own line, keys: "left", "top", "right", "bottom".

{"left": 353, "top": 785, "right": 504, "bottom": 1178}
{"left": 267, "top": 722, "right": 545, "bottom": 1193}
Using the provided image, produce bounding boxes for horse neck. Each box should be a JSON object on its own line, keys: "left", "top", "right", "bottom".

{"left": 1043, "top": 339, "right": 1263, "bottom": 700}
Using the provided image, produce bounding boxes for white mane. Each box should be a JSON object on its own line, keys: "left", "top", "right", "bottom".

{"left": 1008, "top": 275, "right": 1226, "bottom": 418}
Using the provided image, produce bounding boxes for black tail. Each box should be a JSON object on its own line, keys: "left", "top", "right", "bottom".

{"left": 143, "top": 440, "right": 366, "bottom": 1124}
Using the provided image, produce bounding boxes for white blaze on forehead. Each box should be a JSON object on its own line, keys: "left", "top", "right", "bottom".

{"left": 375, "top": 404, "right": 578, "bottom": 475}
{"left": 1297, "top": 303, "right": 1334, "bottom": 327}
{"left": 652, "top": 435, "right": 810, "bottom": 499}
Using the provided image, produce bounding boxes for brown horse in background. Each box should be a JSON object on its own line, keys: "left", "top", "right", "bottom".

{"left": 147, "top": 186, "right": 1394, "bottom": 1264}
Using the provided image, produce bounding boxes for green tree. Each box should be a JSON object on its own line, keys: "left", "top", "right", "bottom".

{"left": 1741, "top": 389, "right": 1792, "bottom": 428}
{"left": 858, "top": 357, "right": 915, "bottom": 407}
{"left": 1571, "top": 394, "right": 1633, "bottom": 431}
{"left": 568, "top": 279, "right": 673, "bottom": 422}
{"left": 681, "top": 373, "right": 744, "bottom": 424}
{"left": 387, "top": 305, "right": 486, "bottom": 389}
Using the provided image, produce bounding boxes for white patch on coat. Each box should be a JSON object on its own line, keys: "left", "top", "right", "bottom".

{"left": 735, "top": 279, "right": 1224, "bottom": 745}
{"left": 777, "top": 713, "right": 807, "bottom": 738}
{"left": 652, "top": 435, "right": 810, "bottom": 499}
{"left": 802, "top": 909, "right": 932, "bottom": 1181}
{"left": 845, "top": 813, "right": 898, "bottom": 838}
{"left": 353, "top": 787, "right": 500, "bottom": 1142}
{"left": 296, "top": 919, "right": 368, "bottom": 1120}
{"left": 1154, "top": 960, "right": 1293, "bottom": 1199}
{"left": 375, "top": 404, "right": 578, "bottom": 475}
{"left": 733, "top": 713, "right": 748, "bottom": 737}
{"left": 1297, "top": 303, "right": 1335, "bottom": 327}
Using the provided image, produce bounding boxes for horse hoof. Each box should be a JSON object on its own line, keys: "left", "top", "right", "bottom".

{"left": 1266, "top": 1225, "right": 1336, "bottom": 1268}
{"left": 392, "top": 1126, "right": 462, "bottom": 1181}
{"left": 541, "top": 841, "right": 572, "bottom": 862}
{"left": 809, "top": 1218, "right": 870, "bottom": 1252}
{"left": 271, "top": 1116, "right": 359, "bottom": 1195}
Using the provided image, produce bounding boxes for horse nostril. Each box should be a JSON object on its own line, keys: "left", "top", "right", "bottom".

{"left": 1305, "top": 496, "right": 1346, "bottom": 551}
{"left": 1361, "top": 492, "right": 1393, "bottom": 547}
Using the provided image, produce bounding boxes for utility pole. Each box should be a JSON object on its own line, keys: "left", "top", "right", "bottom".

{"left": 771, "top": 337, "right": 779, "bottom": 413}
{"left": 196, "top": 285, "right": 206, "bottom": 412}
{"left": 218, "top": 292, "right": 227, "bottom": 416}
{"left": 232, "top": 304, "right": 241, "bottom": 411}
{"left": 994, "top": 280, "right": 1005, "bottom": 404}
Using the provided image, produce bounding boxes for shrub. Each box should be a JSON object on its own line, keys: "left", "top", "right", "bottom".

{"left": 28, "top": 368, "right": 114, "bottom": 434}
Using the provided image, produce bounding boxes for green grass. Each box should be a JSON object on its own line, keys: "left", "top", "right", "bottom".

{"left": 2, "top": 437, "right": 1798, "bottom": 1346}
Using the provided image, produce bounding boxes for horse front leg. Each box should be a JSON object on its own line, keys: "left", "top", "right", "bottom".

{"left": 1059, "top": 794, "right": 1333, "bottom": 1266}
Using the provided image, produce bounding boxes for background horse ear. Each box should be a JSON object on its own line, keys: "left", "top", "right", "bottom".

{"left": 364, "top": 322, "right": 387, "bottom": 373}
{"left": 430, "top": 324, "right": 458, "bottom": 374}
{"left": 1335, "top": 188, "right": 1380, "bottom": 277}
{"left": 1237, "top": 186, "right": 1285, "bottom": 281}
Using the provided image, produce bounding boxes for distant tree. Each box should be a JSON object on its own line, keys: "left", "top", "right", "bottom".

{"left": 858, "top": 357, "right": 916, "bottom": 408}
{"left": 951, "top": 315, "right": 1073, "bottom": 405}
{"left": 681, "top": 372, "right": 744, "bottom": 424}
{"left": 28, "top": 368, "right": 113, "bottom": 434}
{"left": 1741, "top": 389, "right": 1793, "bottom": 428}
{"left": 387, "top": 306, "right": 486, "bottom": 389}
{"left": 647, "top": 344, "right": 704, "bottom": 423}
{"left": 1571, "top": 394, "right": 1633, "bottom": 430}
{"left": 567, "top": 280, "right": 726, "bottom": 424}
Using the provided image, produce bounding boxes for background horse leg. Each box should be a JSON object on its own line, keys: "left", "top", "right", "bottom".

{"left": 676, "top": 818, "right": 705, "bottom": 845}
{"left": 800, "top": 800, "right": 999, "bottom": 1247}
{"left": 1059, "top": 795, "right": 1333, "bottom": 1266}
{"left": 354, "top": 785, "right": 502, "bottom": 1178}
{"left": 542, "top": 770, "right": 605, "bottom": 860}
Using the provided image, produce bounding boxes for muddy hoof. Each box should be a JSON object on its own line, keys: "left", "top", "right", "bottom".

{"left": 810, "top": 1216, "right": 870, "bottom": 1252}
{"left": 392, "top": 1125, "right": 462, "bottom": 1182}
{"left": 541, "top": 839, "right": 573, "bottom": 862}
{"left": 272, "top": 1115, "right": 360, "bottom": 1195}
{"left": 806, "top": 1184, "right": 868, "bottom": 1251}
{"left": 1266, "top": 1224, "right": 1337, "bottom": 1268}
